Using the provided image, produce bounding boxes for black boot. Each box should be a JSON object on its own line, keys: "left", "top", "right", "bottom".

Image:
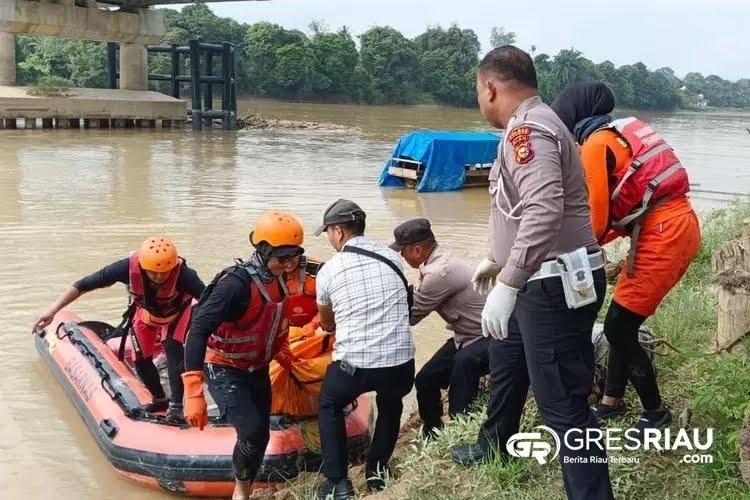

{"left": 315, "top": 478, "right": 354, "bottom": 500}
{"left": 451, "top": 441, "right": 489, "bottom": 466}
{"left": 631, "top": 405, "right": 672, "bottom": 443}
{"left": 365, "top": 464, "right": 391, "bottom": 492}
{"left": 165, "top": 402, "right": 185, "bottom": 423}
{"left": 141, "top": 397, "right": 170, "bottom": 413}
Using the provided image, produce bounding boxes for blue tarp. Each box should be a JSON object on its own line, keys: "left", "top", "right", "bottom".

{"left": 378, "top": 130, "right": 501, "bottom": 192}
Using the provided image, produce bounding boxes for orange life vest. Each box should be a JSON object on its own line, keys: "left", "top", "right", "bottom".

{"left": 284, "top": 257, "right": 322, "bottom": 328}
{"left": 128, "top": 251, "right": 189, "bottom": 326}
{"left": 207, "top": 265, "right": 288, "bottom": 370}
{"left": 606, "top": 117, "right": 690, "bottom": 229}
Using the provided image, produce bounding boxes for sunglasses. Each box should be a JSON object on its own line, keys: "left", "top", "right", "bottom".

{"left": 275, "top": 248, "right": 304, "bottom": 263}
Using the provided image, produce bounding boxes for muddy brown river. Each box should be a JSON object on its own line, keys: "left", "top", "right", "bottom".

{"left": 1, "top": 100, "right": 748, "bottom": 499}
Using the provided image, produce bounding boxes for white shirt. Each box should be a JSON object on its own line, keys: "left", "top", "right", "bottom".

{"left": 316, "top": 236, "right": 415, "bottom": 369}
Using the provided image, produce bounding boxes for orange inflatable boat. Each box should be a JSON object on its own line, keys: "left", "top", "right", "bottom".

{"left": 34, "top": 310, "right": 372, "bottom": 497}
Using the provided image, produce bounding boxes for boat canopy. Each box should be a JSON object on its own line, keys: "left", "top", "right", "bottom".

{"left": 378, "top": 130, "right": 501, "bottom": 192}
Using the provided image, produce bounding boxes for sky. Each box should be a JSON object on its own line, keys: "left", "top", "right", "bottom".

{"left": 171, "top": 0, "right": 750, "bottom": 81}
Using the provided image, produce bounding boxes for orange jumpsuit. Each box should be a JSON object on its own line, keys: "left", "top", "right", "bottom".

{"left": 580, "top": 129, "right": 701, "bottom": 317}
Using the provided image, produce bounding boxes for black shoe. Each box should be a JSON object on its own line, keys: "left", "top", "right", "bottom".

{"left": 451, "top": 441, "right": 489, "bottom": 467}
{"left": 141, "top": 397, "right": 170, "bottom": 413}
{"left": 165, "top": 402, "right": 185, "bottom": 423}
{"left": 365, "top": 464, "right": 391, "bottom": 492}
{"left": 591, "top": 401, "right": 627, "bottom": 421}
{"left": 633, "top": 406, "right": 672, "bottom": 439}
{"left": 421, "top": 423, "right": 442, "bottom": 441}
{"left": 315, "top": 478, "right": 354, "bottom": 500}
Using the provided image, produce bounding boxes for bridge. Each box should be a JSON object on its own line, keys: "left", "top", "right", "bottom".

{"left": 0, "top": 0, "right": 259, "bottom": 128}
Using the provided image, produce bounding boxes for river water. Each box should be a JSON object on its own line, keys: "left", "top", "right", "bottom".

{"left": 1, "top": 100, "right": 748, "bottom": 499}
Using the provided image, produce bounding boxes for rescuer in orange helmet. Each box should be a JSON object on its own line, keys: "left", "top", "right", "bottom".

{"left": 182, "top": 211, "right": 305, "bottom": 500}
{"left": 33, "top": 236, "right": 206, "bottom": 421}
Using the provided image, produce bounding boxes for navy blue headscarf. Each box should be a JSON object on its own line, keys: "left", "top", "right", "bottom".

{"left": 551, "top": 82, "right": 616, "bottom": 144}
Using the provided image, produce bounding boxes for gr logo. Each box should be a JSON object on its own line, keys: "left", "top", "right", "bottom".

{"left": 506, "top": 426, "right": 561, "bottom": 464}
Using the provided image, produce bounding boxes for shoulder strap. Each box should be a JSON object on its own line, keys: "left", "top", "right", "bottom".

{"left": 343, "top": 246, "right": 413, "bottom": 317}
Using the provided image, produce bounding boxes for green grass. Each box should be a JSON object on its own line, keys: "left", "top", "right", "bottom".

{"left": 388, "top": 201, "right": 750, "bottom": 500}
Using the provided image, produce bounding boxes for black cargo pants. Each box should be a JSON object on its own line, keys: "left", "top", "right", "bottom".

{"left": 479, "top": 268, "right": 613, "bottom": 500}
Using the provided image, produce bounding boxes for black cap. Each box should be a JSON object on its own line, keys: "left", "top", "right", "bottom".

{"left": 390, "top": 218, "right": 434, "bottom": 251}
{"left": 314, "top": 199, "right": 366, "bottom": 236}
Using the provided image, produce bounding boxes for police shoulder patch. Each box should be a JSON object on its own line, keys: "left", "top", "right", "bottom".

{"left": 508, "top": 125, "right": 534, "bottom": 165}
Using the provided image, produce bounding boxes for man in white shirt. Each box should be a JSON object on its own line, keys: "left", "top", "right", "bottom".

{"left": 313, "top": 199, "right": 415, "bottom": 500}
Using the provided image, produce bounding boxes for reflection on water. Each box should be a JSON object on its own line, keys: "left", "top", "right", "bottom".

{"left": 1, "top": 100, "right": 748, "bottom": 498}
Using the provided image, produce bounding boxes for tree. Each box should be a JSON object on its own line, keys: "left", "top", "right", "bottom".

{"left": 413, "top": 25, "right": 480, "bottom": 106}
{"left": 359, "top": 26, "right": 420, "bottom": 104}
{"left": 489, "top": 26, "right": 516, "bottom": 48}
{"left": 273, "top": 42, "right": 316, "bottom": 97}
{"left": 549, "top": 49, "right": 588, "bottom": 96}
{"left": 243, "top": 22, "right": 307, "bottom": 95}
{"left": 310, "top": 28, "right": 359, "bottom": 97}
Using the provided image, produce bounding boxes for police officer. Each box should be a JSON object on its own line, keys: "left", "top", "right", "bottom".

{"left": 390, "top": 218, "right": 489, "bottom": 439}
{"left": 450, "top": 46, "right": 613, "bottom": 500}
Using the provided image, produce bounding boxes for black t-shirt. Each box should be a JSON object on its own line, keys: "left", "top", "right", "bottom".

{"left": 73, "top": 257, "right": 205, "bottom": 300}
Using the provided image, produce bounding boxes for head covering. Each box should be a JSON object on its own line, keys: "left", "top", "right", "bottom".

{"left": 314, "top": 199, "right": 366, "bottom": 236}
{"left": 550, "top": 82, "right": 616, "bottom": 134}
{"left": 390, "top": 218, "right": 435, "bottom": 251}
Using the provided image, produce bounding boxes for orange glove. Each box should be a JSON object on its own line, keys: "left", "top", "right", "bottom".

{"left": 181, "top": 370, "right": 208, "bottom": 430}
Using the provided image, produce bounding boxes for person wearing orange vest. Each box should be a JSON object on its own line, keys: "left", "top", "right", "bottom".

{"left": 551, "top": 82, "right": 701, "bottom": 435}
{"left": 182, "top": 211, "right": 304, "bottom": 500}
{"left": 32, "top": 236, "right": 205, "bottom": 421}
{"left": 284, "top": 255, "right": 324, "bottom": 329}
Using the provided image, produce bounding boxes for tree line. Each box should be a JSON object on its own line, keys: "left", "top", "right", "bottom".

{"left": 13, "top": 4, "right": 750, "bottom": 110}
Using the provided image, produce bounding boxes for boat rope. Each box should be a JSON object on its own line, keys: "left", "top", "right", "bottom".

{"left": 55, "top": 322, "right": 138, "bottom": 418}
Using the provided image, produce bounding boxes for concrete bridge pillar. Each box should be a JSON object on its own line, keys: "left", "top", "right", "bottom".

{"left": 119, "top": 43, "right": 148, "bottom": 91}
{"left": 0, "top": 32, "right": 16, "bottom": 86}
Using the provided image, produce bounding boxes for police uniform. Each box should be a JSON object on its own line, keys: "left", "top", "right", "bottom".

{"left": 390, "top": 219, "right": 489, "bottom": 436}
{"left": 469, "top": 96, "right": 613, "bottom": 499}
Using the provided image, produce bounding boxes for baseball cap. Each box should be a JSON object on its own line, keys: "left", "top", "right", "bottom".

{"left": 314, "top": 199, "right": 366, "bottom": 236}
{"left": 390, "top": 218, "right": 434, "bottom": 250}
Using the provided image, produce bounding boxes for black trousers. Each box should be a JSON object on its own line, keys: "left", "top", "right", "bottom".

{"left": 206, "top": 364, "right": 272, "bottom": 482}
{"left": 415, "top": 337, "right": 490, "bottom": 430}
{"left": 603, "top": 300, "right": 661, "bottom": 410}
{"left": 480, "top": 269, "right": 613, "bottom": 500}
{"left": 318, "top": 359, "right": 415, "bottom": 481}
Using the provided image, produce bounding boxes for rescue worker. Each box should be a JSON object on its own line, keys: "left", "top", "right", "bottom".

{"left": 390, "top": 218, "right": 489, "bottom": 439}
{"left": 450, "top": 46, "right": 613, "bottom": 500}
{"left": 551, "top": 82, "right": 701, "bottom": 431}
{"left": 284, "top": 253, "right": 324, "bottom": 329}
{"left": 32, "top": 236, "right": 205, "bottom": 421}
{"left": 181, "top": 211, "right": 302, "bottom": 500}
{"left": 314, "top": 199, "right": 415, "bottom": 499}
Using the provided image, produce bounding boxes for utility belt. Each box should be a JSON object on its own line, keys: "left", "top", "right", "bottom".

{"left": 528, "top": 248, "right": 605, "bottom": 310}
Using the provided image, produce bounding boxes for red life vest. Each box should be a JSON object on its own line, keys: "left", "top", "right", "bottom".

{"left": 607, "top": 117, "right": 690, "bottom": 228}
{"left": 285, "top": 257, "right": 320, "bottom": 328}
{"left": 207, "top": 266, "right": 288, "bottom": 369}
{"left": 128, "top": 251, "right": 189, "bottom": 325}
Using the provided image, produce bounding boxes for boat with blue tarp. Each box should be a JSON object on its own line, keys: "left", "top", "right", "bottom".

{"left": 378, "top": 130, "right": 501, "bottom": 192}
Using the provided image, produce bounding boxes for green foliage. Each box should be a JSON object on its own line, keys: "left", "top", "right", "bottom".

{"left": 413, "top": 25, "right": 480, "bottom": 107}
{"left": 359, "top": 26, "right": 420, "bottom": 104}
{"left": 489, "top": 26, "right": 517, "bottom": 48}
{"left": 12, "top": 8, "right": 750, "bottom": 109}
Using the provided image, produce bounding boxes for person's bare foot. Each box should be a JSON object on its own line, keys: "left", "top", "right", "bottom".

{"left": 232, "top": 480, "right": 252, "bottom": 500}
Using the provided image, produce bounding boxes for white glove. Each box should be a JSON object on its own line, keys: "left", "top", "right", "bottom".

{"left": 481, "top": 282, "right": 519, "bottom": 340}
{"left": 472, "top": 258, "right": 502, "bottom": 296}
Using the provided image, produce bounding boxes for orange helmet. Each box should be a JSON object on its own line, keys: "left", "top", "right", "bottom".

{"left": 138, "top": 236, "right": 179, "bottom": 272}
{"left": 249, "top": 211, "right": 304, "bottom": 248}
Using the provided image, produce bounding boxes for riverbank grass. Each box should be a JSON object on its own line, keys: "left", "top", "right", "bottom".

{"left": 392, "top": 201, "right": 750, "bottom": 500}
